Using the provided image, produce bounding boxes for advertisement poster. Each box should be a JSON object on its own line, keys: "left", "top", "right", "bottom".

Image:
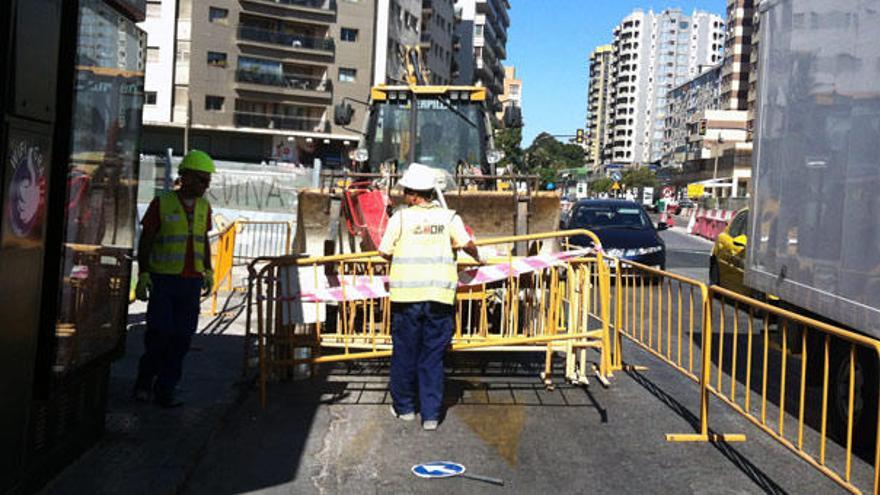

{"left": 2, "top": 129, "right": 49, "bottom": 249}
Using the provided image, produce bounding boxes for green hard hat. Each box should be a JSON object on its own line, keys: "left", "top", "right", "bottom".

{"left": 179, "top": 149, "right": 216, "bottom": 174}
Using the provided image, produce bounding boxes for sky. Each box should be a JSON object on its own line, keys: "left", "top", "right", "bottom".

{"left": 506, "top": 0, "right": 727, "bottom": 145}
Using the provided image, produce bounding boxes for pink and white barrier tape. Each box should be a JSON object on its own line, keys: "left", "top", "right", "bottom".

{"left": 270, "top": 248, "right": 594, "bottom": 303}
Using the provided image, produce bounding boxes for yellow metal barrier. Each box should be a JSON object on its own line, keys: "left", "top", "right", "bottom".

{"left": 247, "top": 230, "right": 613, "bottom": 408}
{"left": 233, "top": 220, "right": 293, "bottom": 264}
{"left": 612, "top": 258, "right": 880, "bottom": 494}
{"left": 706, "top": 286, "right": 880, "bottom": 495}
{"left": 206, "top": 220, "right": 293, "bottom": 315}
{"left": 207, "top": 223, "right": 236, "bottom": 315}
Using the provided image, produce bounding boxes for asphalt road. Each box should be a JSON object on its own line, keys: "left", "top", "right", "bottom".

{"left": 183, "top": 227, "right": 868, "bottom": 494}
{"left": 659, "top": 223, "right": 715, "bottom": 283}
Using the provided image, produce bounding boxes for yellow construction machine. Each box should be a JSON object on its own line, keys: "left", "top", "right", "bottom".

{"left": 294, "top": 47, "right": 560, "bottom": 256}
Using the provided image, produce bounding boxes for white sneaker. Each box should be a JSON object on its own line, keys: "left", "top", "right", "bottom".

{"left": 422, "top": 420, "right": 439, "bottom": 431}
{"left": 390, "top": 405, "right": 416, "bottom": 421}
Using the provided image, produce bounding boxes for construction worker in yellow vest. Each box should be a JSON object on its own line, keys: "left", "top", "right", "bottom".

{"left": 379, "top": 163, "right": 481, "bottom": 430}
{"left": 133, "top": 150, "right": 215, "bottom": 407}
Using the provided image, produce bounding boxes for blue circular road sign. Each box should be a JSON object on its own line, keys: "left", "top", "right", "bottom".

{"left": 411, "top": 461, "right": 466, "bottom": 479}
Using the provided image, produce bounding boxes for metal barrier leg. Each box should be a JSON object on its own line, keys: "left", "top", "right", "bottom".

{"left": 667, "top": 295, "right": 745, "bottom": 443}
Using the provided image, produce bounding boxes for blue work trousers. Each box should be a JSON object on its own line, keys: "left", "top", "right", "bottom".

{"left": 136, "top": 274, "right": 202, "bottom": 396}
{"left": 390, "top": 301, "right": 454, "bottom": 421}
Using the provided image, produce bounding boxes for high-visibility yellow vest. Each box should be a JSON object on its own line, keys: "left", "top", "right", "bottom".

{"left": 388, "top": 205, "right": 459, "bottom": 305}
{"left": 150, "top": 192, "right": 210, "bottom": 275}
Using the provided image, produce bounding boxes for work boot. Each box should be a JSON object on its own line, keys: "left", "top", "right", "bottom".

{"left": 390, "top": 405, "right": 415, "bottom": 421}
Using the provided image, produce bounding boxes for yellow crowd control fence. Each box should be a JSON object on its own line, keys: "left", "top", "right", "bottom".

{"left": 246, "top": 230, "right": 614, "bottom": 408}
{"left": 612, "top": 259, "right": 880, "bottom": 495}
{"left": 207, "top": 220, "right": 294, "bottom": 315}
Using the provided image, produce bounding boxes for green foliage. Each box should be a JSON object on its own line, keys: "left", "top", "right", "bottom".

{"left": 524, "top": 132, "right": 586, "bottom": 187}
{"left": 622, "top": 167, "right": 658, "bottom": 189}
{"left": 494, "top": 127, "right": 524, "bottom": 172}
{"left": 591, "top": 177, "right": 614, "bottom": 193}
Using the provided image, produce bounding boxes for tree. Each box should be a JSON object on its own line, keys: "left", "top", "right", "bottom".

{"left": 622, "top": 167, "right": 658, "bottom": 189}
{"left": 524, "top": 132, "right": 586, "bottom": 187}
{"left": 494, "top": 127, "right": 524, "bottom": 173}
{"left": 591, "top": 177, "right": 613, "bottom": 193}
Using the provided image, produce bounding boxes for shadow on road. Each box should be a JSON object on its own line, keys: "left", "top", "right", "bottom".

{"left": 626, "top": 368, "right": 789, "bottom": 495}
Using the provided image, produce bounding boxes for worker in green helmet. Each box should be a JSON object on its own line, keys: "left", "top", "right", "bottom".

{"left": 133, "top": 149, "right": 216, "bottom": 407}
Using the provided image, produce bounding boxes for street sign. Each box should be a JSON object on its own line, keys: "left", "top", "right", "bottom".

{"left": 687, "top": 183, "right": 705, "bottom": 198}
{"left": 611, "top": 171, "right": 622, "bottom": 182}
{"left": 611, "top": 182, "right": 621, "bottom": 191}
{"left": 412, "top": 461, "right": 466, "bottom": 478}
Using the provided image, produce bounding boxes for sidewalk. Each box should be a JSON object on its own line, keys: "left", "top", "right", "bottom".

{"left": 41, "top": 287, "right": 252, "bottom": 495}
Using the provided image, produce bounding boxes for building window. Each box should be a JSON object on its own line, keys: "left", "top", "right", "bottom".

{"left": 146, "top": 46, "right": 160, "bottom": 63}
{"left": 145, "top": 91, "right": 157, "bottom": 105}
{"left": 339, "top": 68, "right": 357, "bottom": 82}
{"left": 209, "top": 7, "right": 229, "bottom": 24}
{"left": 205, "top": 95, "right": 224, "bottom": 111}
{"left": 207, "top": 51, "right": 227, "bottom": 67}
{"left": 340, "top": 28, "right": 358, "bottom": 42}
{"left": 146, "top": 1, "right": 161, "bottom": 18}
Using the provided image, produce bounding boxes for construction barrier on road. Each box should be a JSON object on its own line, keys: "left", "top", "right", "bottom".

{"left": 246, "top": 230, "right": 614, "bottom": 408}
{"left": 232, "top": 220, "right": 293, "bottom": 264}
{"left": 688, "top": 208, "right": 735, "bottom": 241}
{"left": 206, "top": 220, "right": 293, "bottom": 315}
{"left": 612, "top": 259, "right": 880, "bottom": 495}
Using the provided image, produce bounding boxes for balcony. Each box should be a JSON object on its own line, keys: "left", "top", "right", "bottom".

{"left": 235, "top": 70, "right": 332, "bottom": 98}
{"left": 239, "top": 0, "right": 336, "bottom": 23}
{"left": 234, "top": 111, "right": 324, "bottom": 132}
{"left": 238, "top": 25, "right": 335, "bottom": 55}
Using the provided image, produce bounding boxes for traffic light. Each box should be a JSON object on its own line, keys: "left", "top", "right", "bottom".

{"left": 699, "top": 120, "right": 707, "bottom": 135}
{"left": 576, "top": 128, "right": 584, "bottom": 144}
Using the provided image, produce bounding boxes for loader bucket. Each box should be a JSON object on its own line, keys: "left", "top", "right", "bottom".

{"left": 294, "top": 187, "right": 561, "bottom": 256}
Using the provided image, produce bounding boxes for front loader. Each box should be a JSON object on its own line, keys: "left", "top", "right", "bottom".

{"left": 294, "top": 50, "right": 560, "bottom": 257}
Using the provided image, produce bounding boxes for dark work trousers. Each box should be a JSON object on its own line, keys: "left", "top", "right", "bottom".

{"left": 390, "top": 301, "right": 454, "bottom": 421}
{"left": 136, "top": 274, "right": 203, "bottom": 397}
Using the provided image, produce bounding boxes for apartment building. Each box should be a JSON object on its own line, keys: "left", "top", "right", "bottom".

{"left": 420, "top": 0, "right": 456, "bottom": 84}
{"left": 374, "top": 0, "right": 421, "bottom": 85}
{"left": 140, "top": 0, "right": 376, "bottom": 165}
{"left": 663, "top": 64, "right": 722, "bottom": 167}
{"left": 453, "top": 0, "right": 511, "bottom": 111}
{"left": 586, "top": 45, "right": 613, "bottom": 167}
{"left": 496, "top": 65, "right": 521, "bottom": 120}
{"left": 746, "top": 0, "right": 763, "bottom": 140}
{"left": 721, "top": 0, "right": 756, "bottom": 111}
{"left": 607, "top": 8, "right": 725, "bottom": 166}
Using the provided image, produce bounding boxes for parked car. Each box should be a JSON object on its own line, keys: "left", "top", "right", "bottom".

{"left": 709, "top": 207, "right": 779, "bottom": 300}
{"left": 562, "top": 199, "right": 667, "bottom": 269}
{"left": 709, "top": 208, "right": 749, "bottom": 294}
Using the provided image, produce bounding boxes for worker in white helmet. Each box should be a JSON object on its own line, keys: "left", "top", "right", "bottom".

{"left": 379, "top": 163, "right": 481, "bottom": 431}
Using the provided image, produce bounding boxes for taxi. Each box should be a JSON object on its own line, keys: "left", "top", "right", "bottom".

{"left": 709, "top": 208, "right": 750, "bottom": 294}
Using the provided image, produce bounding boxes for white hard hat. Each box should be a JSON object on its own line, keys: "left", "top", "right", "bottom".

{"left": 398, "top": 163, "right": 439, "bottom": 191}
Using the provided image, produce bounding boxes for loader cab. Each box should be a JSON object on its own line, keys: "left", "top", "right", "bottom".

{"left": 348, "top": 88, "right": 493, "bottom": 176}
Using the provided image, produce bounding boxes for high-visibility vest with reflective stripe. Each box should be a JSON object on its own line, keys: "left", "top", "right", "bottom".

{"left": 150, "top": 192, "right": 210, "bottom": 275}
{"left": 388, "top": 205, "right": 458, "bottom": 305}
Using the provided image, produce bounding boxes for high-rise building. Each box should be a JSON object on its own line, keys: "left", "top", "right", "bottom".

{"left": 720, "top": 0, "right": 756, "bottom": 111}
{"left": 374, "top": 0, "right": 422, "bottom": 85}
{"left": 663, "top": 64, "right": 723, "bottom": 167}
{"left": 420, "top": 0, "right": 456, "bottom": 84}
{"left": 497, "top": 65, "right": 521, "bottom": 120}
{"left": 453, "top": 0, "right": 511, "bottom": 111}
{"left": 140, "top": 0, "right": 376, "bottom": 164}
{"left": 586, "top": 45, "right": 613, "bottom": 166}
{"left": 746, "top": 0, "right": 763, "bottom": 140}
{"left": 607, "top": 8, "right": 725, "bottom": 166}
